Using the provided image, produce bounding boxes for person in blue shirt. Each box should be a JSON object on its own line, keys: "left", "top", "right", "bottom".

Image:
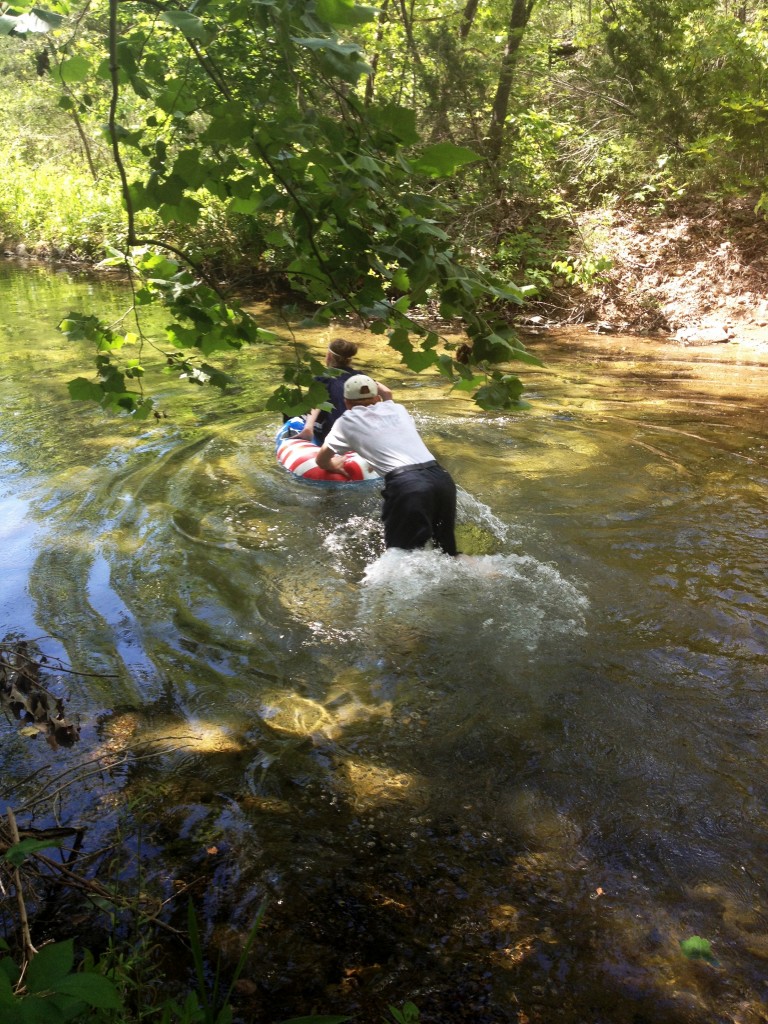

{"left": 295, "top": 338, "right": 392, "bottom": 443}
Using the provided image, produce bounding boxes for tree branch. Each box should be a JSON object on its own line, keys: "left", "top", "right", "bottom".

{"left": 7, "top": 808, "right": 38, "bottom": 962}
{"left": 107, "top": 0, "right": 136, "bottom": 246}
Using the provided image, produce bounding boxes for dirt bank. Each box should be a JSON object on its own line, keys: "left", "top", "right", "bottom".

{"left": 534, "top": 198, "right": 768, "bottom": 353}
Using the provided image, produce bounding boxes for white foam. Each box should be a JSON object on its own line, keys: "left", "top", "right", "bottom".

{"left": 456, "top": 486, "right": 510, "bottom": 541}
{"left": 358, "top": 548, "right": 588, "bottom": 657}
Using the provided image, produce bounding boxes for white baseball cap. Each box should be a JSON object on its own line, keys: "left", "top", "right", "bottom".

{"left": 343, "top": 374, "right": 379, "bottom": 400}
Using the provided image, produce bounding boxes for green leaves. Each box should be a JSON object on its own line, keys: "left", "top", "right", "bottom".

{"left": 388, "top": 327, "right": 440, "bottom": 373}
{"left": 53, "top": 55, "right": 92, "bottom": 84}
{"left": 67, "top": 377, "right": 107, "bottom": 403}
{"left": 680, "top": 935, "right": 717, "bottom": 963}
{"left": 37, "top": 0, "right": 538, "bottom": 415}
{"left": 61, "top": 312, "right": 150, "bottom": 416}
{"left": 472, "top": 331, "right": 541, "bottom": 365}
{"left": 0, "top": 961, "right": 17, "bottom": 1006}
{"left": 315, "top": 0, "right": 377, "bottom": 27}
{"left": 293, "top": 37, "right": 372, "bottom": 80}
{"left": 25, "top": 940, "right": 76, "bottom": 993}
{"left": 367, "top": 103, "right": 420, "bottom": 146}
{"left": 3, "top": 837, "right": 63, "bottom": 868}
{"left": 388, "top": 1003, "right": 420, "bottom": 1024}
{"left": 411, "top": 143, "right": 483, "bottom": 178}
{"left": 160, "top": 10, "right": 216, "bottom": 44}
{"left": 472, "top": 373, "right": 529, "bottom": 411}
{"left": 0, "top": 940, "right": 123, "bottom": 1024}
{"left": 52, "top": 972, "right": 123, "bottom": 1009}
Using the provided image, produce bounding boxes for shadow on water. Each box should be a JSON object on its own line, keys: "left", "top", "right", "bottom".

{"left": 2, "top": 262, "right": 768, "bottom": 1022}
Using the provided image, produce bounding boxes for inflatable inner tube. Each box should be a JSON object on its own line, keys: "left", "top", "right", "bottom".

{"left": 275, "top": 419, "right": 381, "bottom": 484}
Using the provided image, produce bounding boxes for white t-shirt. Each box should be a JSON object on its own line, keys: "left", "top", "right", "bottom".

{"left": 324, "top": 401, "right": 435, "bottom": 475}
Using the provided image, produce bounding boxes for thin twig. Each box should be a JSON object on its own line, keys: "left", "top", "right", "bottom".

{"left": 32, "top": 852, "right": 183, "bottom": 936}
{"left": 13, "top": 744, "right": 196, "bottom": 814}
{"left": 7, "top": 808, "right": 38, "bottom": 961}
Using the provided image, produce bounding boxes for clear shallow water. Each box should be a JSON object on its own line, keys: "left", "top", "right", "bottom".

{"left": 1, "top": 259, "right": 768, "bottom": 1023}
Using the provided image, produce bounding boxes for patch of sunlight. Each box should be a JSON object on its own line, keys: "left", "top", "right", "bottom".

{"left": 690, "top": 882, "right": 768, "bottom": 959}
{"left": 325, "top": 671, "right": 393, "bottom": 725}
{"left": 500, "top": 787, "right": 583, "bottom": 855}
{"left": 517, "top": 441, "right": 604, "bottom": 479}
{"left": 489, "top": 903, "right": 522, "bottom": 931}
{"left": 258, "top": 687, "right": 392, "bottom": 742}
{"left": 341, "top": 759, "right": 424, "bottom": 810}
{"left": 456, "top": 489, "right": 509, "bottom": 544}
{"left": 491, "top": 937, "right": 535, "bottom": 967}
{"left": 455, "top": 521, "right": 500, "bottom": 555}
{"left": 134, "top": 719, "right": 246, "bottom": 754}
{"left": 258, "top": 693, "right": 336, "bottom": 739}
{"left": 645, "top": 462, "right": 683, "bottom": 480}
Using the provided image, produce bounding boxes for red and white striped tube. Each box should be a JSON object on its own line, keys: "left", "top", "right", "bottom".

{"left": 276, "top": 436, "right": 380, "bottom": 484}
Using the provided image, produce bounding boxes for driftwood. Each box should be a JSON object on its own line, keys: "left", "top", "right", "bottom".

{"left": 0, "top": 638, "right": 80, "bottom": 748}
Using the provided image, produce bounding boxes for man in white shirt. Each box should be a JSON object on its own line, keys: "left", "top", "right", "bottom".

{"left": 315, "top": 374, "right": 458, "bottom": 555}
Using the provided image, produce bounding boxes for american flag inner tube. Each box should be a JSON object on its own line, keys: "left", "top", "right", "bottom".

{"left": 275, "top": 418, "right": 381, "bottom": 484}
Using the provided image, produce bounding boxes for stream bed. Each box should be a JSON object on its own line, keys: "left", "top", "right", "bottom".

{"left": 1, "top": 260, "right": 767, "bottom": 1023}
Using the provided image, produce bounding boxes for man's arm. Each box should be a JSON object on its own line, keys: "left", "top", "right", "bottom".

{"left": 376, "top": 381, "right": 394, "bottom": 401}
{"left": 316, "top": 443, "right": 350, "bottom": 477}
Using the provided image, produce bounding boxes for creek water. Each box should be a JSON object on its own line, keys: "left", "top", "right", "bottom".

{"left": 1, "top": 259, "right": 767, "bottom": 1023}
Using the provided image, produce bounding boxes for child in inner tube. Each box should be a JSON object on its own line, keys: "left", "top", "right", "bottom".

{"left": 293, "top": 338, "right": 392, "bottom": 444}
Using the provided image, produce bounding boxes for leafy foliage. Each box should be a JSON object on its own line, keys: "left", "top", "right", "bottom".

{"left": 0, "top": 937, "right": 123, "bottom": 1024}
{"left": 0, "top": 833, "right": 352, "bottom": 1024}
{"left": 387, "top": 1001, "right": 420, "bottom": 1023}
{"left": 680, "top": 935, "right": 717, "bottom": 962}
{"left": 2, "top": 0, "right": 540, "bottom": 414}
{"left": 3, "top": 0, "right": 768, "bottom": 416}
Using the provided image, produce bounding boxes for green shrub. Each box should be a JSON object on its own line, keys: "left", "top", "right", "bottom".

{"left": 0, "top": 157, "right": 126, "bottom": 257}
{"left": 0, "top": 937, "right": 123, "bottom": 1024}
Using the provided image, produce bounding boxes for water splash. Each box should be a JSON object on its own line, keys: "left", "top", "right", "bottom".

{"left": 357, "top": 548, "right": 589, "bottom": 663}
{"left": 456, "top": 486, "right": 511, "bottom": 542}
{"left": 321, "top": 514, "right": 384, "bottom": 564}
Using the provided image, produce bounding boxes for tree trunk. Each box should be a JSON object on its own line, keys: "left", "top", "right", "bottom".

{"left": 486, "top": 0, "right": 537, "bottom": 162}
{"left": 459, "top": 0, "right": 481, "bottom": 40}
{"left": 364, "top": 0, "right": 391, "bottom": 105}
{"left": 396, "top": 0, "right": 426, "bottom": 73}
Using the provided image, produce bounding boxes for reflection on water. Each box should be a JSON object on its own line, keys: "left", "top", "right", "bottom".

{"left": 1, "top": 260, "right": 768, "bottom": 1022}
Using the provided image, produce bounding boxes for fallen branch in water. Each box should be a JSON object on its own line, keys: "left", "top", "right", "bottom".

{"left": 0, "top": 637, "right": 81, "bottom": 748}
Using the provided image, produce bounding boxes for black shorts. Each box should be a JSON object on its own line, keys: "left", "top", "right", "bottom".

{"left": 381, "top": 464, "right": 457, "bottom": 555}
